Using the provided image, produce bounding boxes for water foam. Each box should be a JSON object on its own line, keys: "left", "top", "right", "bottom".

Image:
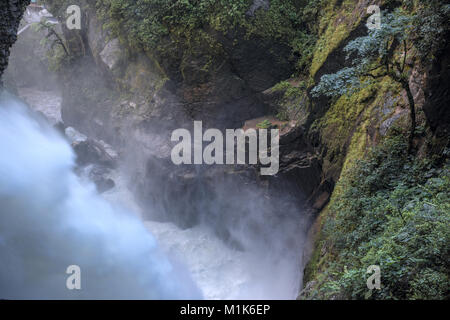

{"left": 0, "top": 92, "right": 200, "bottom": 299}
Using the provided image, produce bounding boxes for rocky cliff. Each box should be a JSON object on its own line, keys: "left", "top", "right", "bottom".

{"left": 0, "top": 0, "right": 30, "bottom": 86}
{"left": 296, "top": 0, "right": 450, "bottom": 299}
{"left": 27, "top": 0, "right": 450, "bottom": 299}
{"left": 39, "top": 0, "right": 324, "bottom": 237}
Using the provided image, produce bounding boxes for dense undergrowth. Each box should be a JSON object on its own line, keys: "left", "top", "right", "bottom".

{"left": 95, "top": 0, "right": 323, "bottom": 73}
{"left": 304, "top": 136, "right": 450, "bottom": 299}
{"left": 301, "top": 0, "right": 450, "bottom": 300}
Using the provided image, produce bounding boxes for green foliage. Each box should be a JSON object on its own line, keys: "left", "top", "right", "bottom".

{"left": 95, "top": 0, "right": 322, "bottom": 73}
{"left": 276, "top": 111, "right": 289, "bottom": 121}
{"left": 291, "top": 32, "right": 317, "bottom": 72}
{"left": 312, "top": 2, "right": 450, "bottom": 98}
{"left": 316, "top": 137, "right": 450, "bottom": 299}
{"left": 272, "top": 80, "right": 305, "bottom": 98}
{"left": 271, "top": 79, "right": 309, "bottom": 123}
{"left": 411, "top": 0, "right": 450, "bottom": 62}
{"left": 97, "top": 0, "right": 247, "bottom": 50}
{"left": 33, "top": 21, "right": 70, "bottom": 71}
{"left": 311, "top": 10, "right": 414, "bottom": 98}
{"left": 256, "top": 119, "right": 272, "bottom": 129}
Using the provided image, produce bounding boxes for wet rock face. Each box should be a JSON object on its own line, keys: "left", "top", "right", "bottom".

{"left": 423, "top": 37, "right": 450, "bottom": 137}
{"left": 72, "top": 138, "right": 118, "bottom": 168}
{"left": 162, "top": 27, "right": 294, "bottom": 129}
{"left": 65, "top": 126, "right": 118, "bottom": 193}
{"left": 99, "top": 38, "right": 121, "bottom": 71}
{"left": 132, "top": 120, "right": 324, "bottom": 236}
{"left": 135, "top": 155, "right": 308, "bottom": 249}
{"left": 45, "top": 2, "right": 319, "bottom": 234}
{"left": 65, "top": 126, "right": 118, "bottom": 169}
{"left": 0, "top": 0, "right": 30, "bottom": 86}
{"left": 87, "top": 165, "right": 115, "bottom": 193}
{"left": 53, "top": 2, "right": 294, "bottom": 133}
{"left": 4, "top": 11, "right": 61, "bottom": 92}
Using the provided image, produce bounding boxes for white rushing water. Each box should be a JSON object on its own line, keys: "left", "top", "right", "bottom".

{"left": 0, "top": 92, "right": 200, "bottom": 299}
{"left": 0, "top": 88, "right": 303, "bottom": 299}
{"left": 2, "top": 5, "right": 305, "bottom": 298}
{"left": 102, "top": 169, "right": 302, "bottom": 300}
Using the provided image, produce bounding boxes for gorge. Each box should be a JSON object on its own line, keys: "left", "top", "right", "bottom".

{"left": 0, "top": 0, "right": 449, "bottom": 300}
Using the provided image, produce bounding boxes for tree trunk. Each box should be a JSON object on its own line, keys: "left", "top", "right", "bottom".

{"left": 402, "top": 80, "right": 416, "bottom": 153}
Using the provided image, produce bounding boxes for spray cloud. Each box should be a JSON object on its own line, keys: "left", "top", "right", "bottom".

{"left": 0, "top": 92, "right": 201, "bottom": 299}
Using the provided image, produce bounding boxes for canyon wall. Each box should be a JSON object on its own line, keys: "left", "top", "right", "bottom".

{"left": 41, "top": 0, "right": 324, "bottom": 238}
{"left": 0, "top": 0, "right": 30, "bottom": 86}
{"left": 10, "top": 0, "right": 449, "bottom": 299}
{"left": 45, "top": 1, "right": 450, "bottom": 299}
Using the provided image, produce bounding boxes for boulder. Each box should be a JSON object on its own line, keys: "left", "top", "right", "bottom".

{"left": 99, "top": 38, "right": 122, "bottom": 71}
{"left": 72, "top": 138, "right": 117, "bottom": 168}
{"left": 65, "top": 127, "right": 118, "bottom": 168}
{"left": 88, "top": 165, "right": 115, "bottom": 194}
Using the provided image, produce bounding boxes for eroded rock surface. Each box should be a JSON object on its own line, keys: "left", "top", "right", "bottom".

{"left": 0, "top": 0, "right": 30, "bottom": 86}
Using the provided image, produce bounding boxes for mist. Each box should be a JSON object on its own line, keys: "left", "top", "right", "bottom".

{"left": 0, "top": 5, "right": 311, "bottom": 300}
{"left": 0, "top": 92, "right": 201, "bottom": 299}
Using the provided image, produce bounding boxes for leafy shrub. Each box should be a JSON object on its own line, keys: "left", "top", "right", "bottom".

{"left": 256, "top": 119, "right": 272, "bottom": 129}
{"left": 317, "top": 137, "right": 450, "bottom": 299}
{"left": 95, "top": 0, "right": 322, "bottom": 73}
{"left": 412, "top": 0, "right": 450, "bottom": 62}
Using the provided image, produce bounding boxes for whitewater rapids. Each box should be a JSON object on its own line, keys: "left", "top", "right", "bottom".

{"left": 0, "top": 92, "right": 200, "bottom": 299}
{"left": 103, "top": 172, "right": 302, "bottom": 299}
{"left": 0, "top": 90, "right": 304, "bottom": 299}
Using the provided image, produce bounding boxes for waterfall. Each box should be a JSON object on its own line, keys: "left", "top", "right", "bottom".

{"left": 0, "top": 92, "right": 201, "bottom": 299}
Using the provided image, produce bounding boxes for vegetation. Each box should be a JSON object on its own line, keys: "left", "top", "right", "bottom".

{"left": 311, "top": 3, "right": 450, "bottom": 151}
{"left": 308, "top": 0, "right": 363, "bottom": 78}
{"left": 312, "top": 10, "right": 418, "bottom": 149}
{"left": 33, "top": 21, "right": 70, "bottom": 71}
{"left": 410, "top": 0, "right": 450, "bottom": 63}
{"left": 305, "top": 136, "right": 450, "bottom": 299}
{"left": 38, "top": 0, "right": 449, "bottom": 300}
{"left": 95, "top": 0, "right": 324, "bottom": 73}
{"left": 256, "top": 119, "right": 273, "bottom": 129}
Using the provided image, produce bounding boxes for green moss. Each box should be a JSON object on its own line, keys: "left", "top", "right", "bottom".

{"left": 272, "top": 80, "right": 306, "bottom": 98}
{"left": 303, "top": 207, "right": 330, "bottom": 285}
{"left": 311, "top": 76, "right": 402, "bottom": 181}
{"left": 310, "top": 22, "right": 349, "bottom": 78}
{"left": 303, "top": 134, "right": 450, "bottom": 299}
{"left": 270, "top": 79, "right": 310, "bottom": 124}
{"left": 92, "top": 0, "right": 324, "bottom": 77}
{"left": 309, "top": 0, "right": 365, "bottom": 78}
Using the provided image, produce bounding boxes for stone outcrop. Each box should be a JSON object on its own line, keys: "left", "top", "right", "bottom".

{"left": 422, "top": 35, "right": 450, "bottom": 138}
{"left": 66, "top": 126, "right": 118, "bottom": 193}
{"left": 40, "top": 1, "right": 326, "bottom": 236}
{"left": 295, "top": 0, "right": 450, "bottom": 298}
{"left": 3, "top": 9, "right": 61, "bottom": 92}
{"left": 0, "top": 0, "right": 30, "bottom": 86}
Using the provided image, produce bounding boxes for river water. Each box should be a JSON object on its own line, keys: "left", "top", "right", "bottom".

{"left": 1, "top": 87, "right": 304, "bottom": 299}
{"left": 0, "top": 5, "right": 307, "bottom": 299}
